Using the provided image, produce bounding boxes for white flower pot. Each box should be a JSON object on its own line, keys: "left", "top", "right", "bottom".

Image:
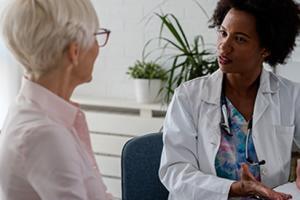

{"left": 134, "top": 79, "right": 162, "bottom": 103}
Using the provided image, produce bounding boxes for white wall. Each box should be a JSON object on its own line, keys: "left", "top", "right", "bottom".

{"left": 276, "top": 0, "right": 300, "bottom": 82}
{"left": 73, "top": 0, "right": 300, "bottom": 101}
{"left": 73, "top": 0, "right": 219, "bottom": 100}
{"left": 0, "top": 0, "right": 21, "bottom": 128}
{"left": 0, "top": 0, "right": 299, "bottom": 127}
{"left": 0, "top": 41, "right": 21, "bottom": 128}
{"left": 276, "top": 38, "right": 300, "bottom": 82}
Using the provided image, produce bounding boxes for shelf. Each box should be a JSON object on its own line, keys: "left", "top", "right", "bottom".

{"left": 71, "top": 96, "right": 167, "bottom": 118}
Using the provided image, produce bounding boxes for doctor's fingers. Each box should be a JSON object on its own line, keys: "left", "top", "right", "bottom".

{"left": 266, "top": 191, "right": 292, "bottom": 200}
{"left": 276, "top": 192, "right": 293, "bottom": 200}
{"left": 252, "top": 183, "right": 292, "bottom": 200}
{"left": 296, "top": 159, "right": 300, "bottom": 189}
{"left": 240, "top": 164, "right": 292, "bottom": 200}
{"left": 240, "top": 164, "right": 256, "bottom": 182}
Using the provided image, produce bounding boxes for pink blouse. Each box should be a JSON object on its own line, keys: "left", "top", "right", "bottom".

{"left": 0, "top": 78, "right": 112, "bottom": 200}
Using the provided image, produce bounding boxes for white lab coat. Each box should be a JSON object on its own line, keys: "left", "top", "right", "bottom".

{"left": 159, "top": 69, "right": 300, "bottom": 200}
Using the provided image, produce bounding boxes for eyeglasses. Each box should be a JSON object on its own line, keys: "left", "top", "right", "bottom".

{"left": 94, "top": 28, "right": 111, "bottom": 47}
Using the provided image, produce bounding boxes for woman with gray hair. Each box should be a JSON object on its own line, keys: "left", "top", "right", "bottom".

{"left": 0, "top": 0, "right": 112, "bottom": 199}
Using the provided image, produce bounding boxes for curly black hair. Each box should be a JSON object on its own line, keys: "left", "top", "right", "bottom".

{"left": 209, "top": 0, "right": 300, "bottom": 66}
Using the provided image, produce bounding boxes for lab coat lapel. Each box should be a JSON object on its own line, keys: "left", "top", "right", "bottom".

{"left": 205, "top": 105, "right": 221, "bottom": 175}
{"left": 252, "top": 69, "right": 278, "bottom": 127}
{"left": 253, "top": 91, "right": 269, "bottom": 127}
{"left": 199, "top": 69, "right": 223, "bottom": 106}
{"left": 199, "top": 70, "right": 223, "bottom": 142}
{"left": 206, "top": 106, "right": 221, "bottom": 145}
{"left": 199, "top": 70, "right": 223, "bottom": 174}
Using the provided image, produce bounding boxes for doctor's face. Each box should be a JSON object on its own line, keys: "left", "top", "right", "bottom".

{"left": 217, "top": 8, "right": 266, "bottom": 75}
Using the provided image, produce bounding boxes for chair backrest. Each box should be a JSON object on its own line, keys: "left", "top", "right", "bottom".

{"left": 121, "top": 132, "right": 169, "bottom": 200}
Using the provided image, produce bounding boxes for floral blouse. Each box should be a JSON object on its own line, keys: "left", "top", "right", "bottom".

{"left": 215, "top": 97, "right": 261, "bottom": 182}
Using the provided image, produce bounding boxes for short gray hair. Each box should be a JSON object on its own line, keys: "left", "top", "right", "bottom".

{"left": 1, "top": 0, "right": 99, "bottom": 75}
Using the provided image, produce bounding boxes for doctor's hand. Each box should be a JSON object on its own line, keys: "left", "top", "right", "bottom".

{"left": 229, "top": 164, "right": 292, "bottom": 200}
{"left": 296, "top": 159, "right": 300, "bottom": 190}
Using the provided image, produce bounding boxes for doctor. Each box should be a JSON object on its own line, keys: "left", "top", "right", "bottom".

{"left": 159, "top": 0, "right": 300, "bottom": 199}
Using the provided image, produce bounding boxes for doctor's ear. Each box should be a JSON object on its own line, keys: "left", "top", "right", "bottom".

{"left": 261, "top": 49, "right": 270, "bottom": 59}
{"left": 66, "top": 42, "right": 80, "bottom": 66}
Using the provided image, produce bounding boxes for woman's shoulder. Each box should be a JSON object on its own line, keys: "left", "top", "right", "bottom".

{"left": 0, "top": 109, "right": 76, "bottom": 171}
{"left": 3, "top": 111, "right": 73, "bottom": 149}
{"left": 2, "top": 98, "right": 74, "bottom": 150}
{"left": 4, "top": 100, "right": 63, "bottom": 133}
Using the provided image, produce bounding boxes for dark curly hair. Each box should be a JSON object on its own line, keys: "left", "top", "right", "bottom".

{"left": 209, "top": 0, "right": 300, "bottom": 66}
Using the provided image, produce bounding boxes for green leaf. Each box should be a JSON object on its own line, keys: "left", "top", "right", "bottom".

{"left": 142, "top": 6, "right": 219, "bottom": 103}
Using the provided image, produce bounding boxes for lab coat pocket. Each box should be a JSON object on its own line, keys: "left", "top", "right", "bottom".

{"left": 273, "top": 125, "right": 295, "bottom": 171}
{"left": 274, "top": 125, "right": 294, "bottom": 149}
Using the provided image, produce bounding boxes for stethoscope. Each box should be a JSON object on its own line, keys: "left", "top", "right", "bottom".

{"left": 220, "top": 88, "right": 266, "bottom": 166}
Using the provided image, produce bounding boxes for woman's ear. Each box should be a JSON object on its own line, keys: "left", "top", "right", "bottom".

{"left": 67, "top": 42, "right": 80, "bottom": 66}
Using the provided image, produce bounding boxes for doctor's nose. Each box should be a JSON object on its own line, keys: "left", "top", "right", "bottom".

{"left": 217, "top": 38, "right": 233, "bottom": 55}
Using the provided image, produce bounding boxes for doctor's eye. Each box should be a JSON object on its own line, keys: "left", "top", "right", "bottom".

{"left": 235, "top": 35, "right": 247, "bottom": 44}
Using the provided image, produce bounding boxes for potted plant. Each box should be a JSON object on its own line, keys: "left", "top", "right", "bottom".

{"left": 127, "top": 60, "right": 167, "bottom": 103}
{"left": 143, "top": 12, "right": 219, "bottom": 103}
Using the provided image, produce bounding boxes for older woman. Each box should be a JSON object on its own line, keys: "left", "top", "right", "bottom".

{"left": 159, "top": 0, "right": 300, "bottom": 199}
{"left": 0, "top": 0, "right": 112, "bottom": 199}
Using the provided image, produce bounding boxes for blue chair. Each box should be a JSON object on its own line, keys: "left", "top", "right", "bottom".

{"left": 121, "top": 132, "right": 169, "bottom": 200}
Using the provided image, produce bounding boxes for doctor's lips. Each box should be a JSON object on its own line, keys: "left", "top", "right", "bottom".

{"left": 218, "top": 55, "right": 232, "bottom": 65}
